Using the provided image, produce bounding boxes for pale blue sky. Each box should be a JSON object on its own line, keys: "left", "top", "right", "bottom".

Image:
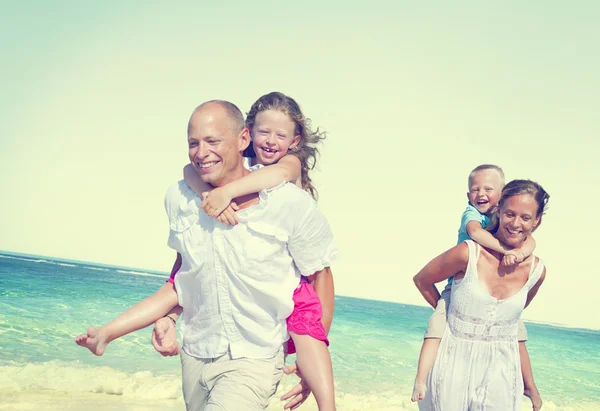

{"left": 1, "top": 2, "right": 598, "bottom": 329}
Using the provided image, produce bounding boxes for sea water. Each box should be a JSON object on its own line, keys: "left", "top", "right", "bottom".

{"left": 1, "top": 251, "right": 598, "bottom": 410}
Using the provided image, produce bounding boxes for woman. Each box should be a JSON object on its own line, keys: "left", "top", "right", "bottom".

{"left": 414, "top": 179, "right": 550, "bottom": 410}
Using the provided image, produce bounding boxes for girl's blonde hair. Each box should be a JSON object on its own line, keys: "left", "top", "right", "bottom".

{"left": 243, "top": 92, "right": 326, "bottom": 200}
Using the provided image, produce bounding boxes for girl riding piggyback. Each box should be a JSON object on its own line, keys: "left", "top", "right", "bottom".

{"left": 183, "top": 92, "right": 336, "bottom": 411}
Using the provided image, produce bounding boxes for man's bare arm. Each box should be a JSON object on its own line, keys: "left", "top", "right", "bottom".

{"left": 306, "top": 267, "right": 335, "bottom": 334}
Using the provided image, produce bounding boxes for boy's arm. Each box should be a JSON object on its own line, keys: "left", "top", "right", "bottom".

{"left": 202, "top": 154, "right": 302, "bottom": 218}
{"left": 519, "top": 235, "right": 536, "bottom": 258}
{"left": 466, "top": 220, "right": 510, "bottom": 254}
{"left": 413, "top": 243, "right": 469, "bottom": 308}
{"left": 503, "top": 234, "right": 537, "bottom": 265}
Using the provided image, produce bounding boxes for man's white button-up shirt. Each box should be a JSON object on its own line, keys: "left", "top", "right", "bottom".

{"left": 164, "top": 180, "right": 338, "bottom": 360}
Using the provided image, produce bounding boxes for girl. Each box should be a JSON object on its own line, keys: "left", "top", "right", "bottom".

{"left": 183, "top": 91, "right": 335, "bottom": 411}
{"left": 75, "top": 92, "right": 336, "bottom": 411}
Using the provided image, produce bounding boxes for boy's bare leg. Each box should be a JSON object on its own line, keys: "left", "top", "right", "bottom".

{"left": 289, "top": 332, "right": 336, "bottom": 411}
{"left": 520, "top": 341, "right": 542, "bottom": 411}
{"left": 74, "top": 282, "right": 178, "bottom": 355}
{"left": 411, "top": 338, "right": 441, "bottom": 402}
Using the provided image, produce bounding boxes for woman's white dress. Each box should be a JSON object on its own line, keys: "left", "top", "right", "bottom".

{"left": 419, "top": 240, "right": 544, "bottom": 411}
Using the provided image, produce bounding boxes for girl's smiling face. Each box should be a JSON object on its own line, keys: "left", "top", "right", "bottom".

{"left": 251, "top": 109, "right": 300, "bottom": 165}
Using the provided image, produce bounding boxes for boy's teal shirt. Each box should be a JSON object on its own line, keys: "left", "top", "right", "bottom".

{"left": 447, "top": 204, "right": 491, "bottom": 285}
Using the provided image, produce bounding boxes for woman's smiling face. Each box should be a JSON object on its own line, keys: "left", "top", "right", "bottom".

{"left": 496, "top": 193, "right": 540, "bottom": 248}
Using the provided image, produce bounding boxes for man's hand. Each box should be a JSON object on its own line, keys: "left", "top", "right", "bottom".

{"left": 151, "top": 317, "right": 180, "bottom": 356}
{"left": 280, "top": 361, "right": 312, "bottom": 410}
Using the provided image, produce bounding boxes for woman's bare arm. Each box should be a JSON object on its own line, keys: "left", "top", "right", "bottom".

{"left": 413, "top": 242, "right": 469, "bottom": 308}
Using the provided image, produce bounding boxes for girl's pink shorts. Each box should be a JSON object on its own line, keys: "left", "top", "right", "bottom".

{"left": 286, "top": 279, "right": 329, "bottom": 354}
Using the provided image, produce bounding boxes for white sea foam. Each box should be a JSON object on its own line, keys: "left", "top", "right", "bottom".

{"left": 0, "top": 255, "right": 77, "bottom": 267}
{"left": 0, "top": 362, "right": 596, "bottom": 411}
{"left": 0, "top": 255, "right": 47, "bottom": 263}
{"left": 116, "top": 269, "right": 167, "bottom": 279}
{"left": 0, "top": 362, "right": 181, "bottom": 400}
{"left": 85, "top": 266, "right": 110, "bottom": 271}
{"left": 523, "top": 318, "right": 600, "bottom": 332}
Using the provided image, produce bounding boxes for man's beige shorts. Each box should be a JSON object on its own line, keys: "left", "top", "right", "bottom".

{"left": 180, "top": 348, "right": 284, "bottom": 411}
{"left": 424, "top": 286, "right": 528, "bottom": 342}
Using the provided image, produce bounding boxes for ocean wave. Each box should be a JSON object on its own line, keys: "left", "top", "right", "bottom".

{"left": 0, "top": 362, "right": 596, "bottom": 410}
{"left": 0, "top": 255, "right": 80, "bottom": 268}
{"left": 116, "top": 270, "right": 167, "bottom": 279}
{"left": 85, "top": 266, "right": 110, "bottom": 271}
{"left": 523, "top": 318, "right": 600, "bottom": 332}
{"left": 0, "top": 255, "right": 48, "bottom": 263}
{"left": 0, "top": 361, "right": 181, "bottom": 400}
{"left": 0, "top": 362, "right": 421, "bottom": 410}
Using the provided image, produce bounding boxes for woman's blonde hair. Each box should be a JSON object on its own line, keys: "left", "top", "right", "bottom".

{"left": 244, "top": 92, "right": 326, "bottom": 200}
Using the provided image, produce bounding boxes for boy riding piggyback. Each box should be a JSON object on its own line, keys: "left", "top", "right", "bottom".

{"left": 412, "top": 164, "right": 542, "bottom": 411}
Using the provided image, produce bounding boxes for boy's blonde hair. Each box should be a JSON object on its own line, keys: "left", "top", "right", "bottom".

{"left": 468, "top": 164, "right": 505, "bottom": 188}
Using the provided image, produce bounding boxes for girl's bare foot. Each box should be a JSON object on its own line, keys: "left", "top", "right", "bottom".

{"left": 74, "top": 327, "right": 109, "bottom": 356}
{"left": 524, "top": 387, "right": 543, "bottom": 411}
{"left": 411, "top": 379, "right": 427, "bottom": 402}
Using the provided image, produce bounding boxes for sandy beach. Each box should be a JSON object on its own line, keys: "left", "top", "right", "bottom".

{"left": 1, "top": 390, "right": 596, "bottom": 411}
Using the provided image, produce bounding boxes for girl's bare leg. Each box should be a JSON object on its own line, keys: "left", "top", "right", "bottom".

{"left": 411, "top": 338, "right": 441, "bottom": 402}
{"left": 74, "top": 282, "right": 178, "bottom": 355}
{"left": 289, "top": 332, "right": 336, "bottom": 411}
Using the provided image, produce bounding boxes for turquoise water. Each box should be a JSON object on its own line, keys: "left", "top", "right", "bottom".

{"left": 1, "top": 251, "right": 598, "bottom": 410}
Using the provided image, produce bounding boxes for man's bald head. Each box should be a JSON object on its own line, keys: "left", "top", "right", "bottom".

{"left": 186, "top": 100, "right": 251, "bottom": 188}
{"left": 188, "top": 100, "right": 245, "bottom": 136}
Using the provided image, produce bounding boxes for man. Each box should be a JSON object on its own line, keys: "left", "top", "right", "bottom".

{"left": 152, "top": 100, "right": 337, "bottom": 411}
